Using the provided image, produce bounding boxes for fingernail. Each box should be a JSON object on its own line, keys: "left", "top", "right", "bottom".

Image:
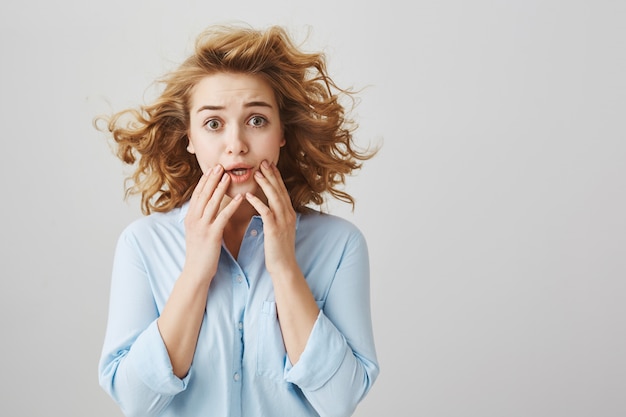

{"left": 221, "top": 173, "right": 229, "bottom": 182}
{"left": 234, "top": 193, "right": 242, "bottom": 201}
{"left": 255, "top": 170, "right": 263, "bottom": 178}
{"left": 213, "top": 165, "right": 223, "bottom": 174}
{"left": 262, "top": 160, "right": 270, "bottom": 169}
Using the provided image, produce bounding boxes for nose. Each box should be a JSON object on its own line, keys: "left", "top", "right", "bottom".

{"left": 225, "top": 126, "right": 248, "bottom": 155}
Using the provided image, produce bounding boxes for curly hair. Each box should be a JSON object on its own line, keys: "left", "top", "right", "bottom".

{"left": 96, "top": 24, "right": 378, "bottom": 215}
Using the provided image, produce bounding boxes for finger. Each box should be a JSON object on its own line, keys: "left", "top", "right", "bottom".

{"left": 189, "top": 169, "right": 211, "bottom": 202}
{"left": 191, "top": 165, "right": 224, "bottom": 217}
{"left": 201, "top": 172, "right": 230, "bottom": 220}
{"left": 253, "top": 170, "right": 282, "bottom": 212}
{"left": 257, "top": 160, "right": 283, "bottom": 190}
{"left": 187, "top": 171, "right": 212, "bottom": 218}
{"left": 255, "top": 162, "right": 291, "bottom": 213}
{"left": 245, "top": 192, "right": 272, "bottom": 219}
{"left": 263, "top": 161, "right": 292, "bottom": 208}
{"left": 212, "top": 193, "right": 245, "bottom": 229}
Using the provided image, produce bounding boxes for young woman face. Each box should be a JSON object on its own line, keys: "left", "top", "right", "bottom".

{"left": 187, "top": 72, "right": 285, "bottom": 199}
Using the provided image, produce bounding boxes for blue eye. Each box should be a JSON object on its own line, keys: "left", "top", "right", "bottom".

{"left": 205, "top": 119, "right": 221, "bottom": 130}
{"left": 248, "top": 116, "right": 267, "bottom": 127}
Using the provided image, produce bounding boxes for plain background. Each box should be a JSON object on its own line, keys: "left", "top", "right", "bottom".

{"left": 1, "top": 0, "right": 624, "bottom": 416}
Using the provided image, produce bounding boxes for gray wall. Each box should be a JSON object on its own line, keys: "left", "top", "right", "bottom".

{"left": 1, "top": 1, "right": 624, "bottom": 416}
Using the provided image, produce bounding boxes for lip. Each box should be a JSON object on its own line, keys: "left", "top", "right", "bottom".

{"left": 224, "top": 164, "right": 254, "bottom": 184}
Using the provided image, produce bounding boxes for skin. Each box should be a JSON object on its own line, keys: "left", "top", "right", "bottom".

{"left": 156, "top": 72, "right": 320, "bottom": 378}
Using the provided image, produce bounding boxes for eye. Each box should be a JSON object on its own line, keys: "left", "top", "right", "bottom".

{"left": 205, "top": 119, "right": 222, "bottom": 130}
{"left": 248, "top": 115, "right": 267, "bottom": 128}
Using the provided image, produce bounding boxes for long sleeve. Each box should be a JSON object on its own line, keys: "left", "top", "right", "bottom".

{"left": 284, "top": 228, "right": 380, "bottom": 417}
{"left": 98, "top": 228, "right": 189, "bottom": 417}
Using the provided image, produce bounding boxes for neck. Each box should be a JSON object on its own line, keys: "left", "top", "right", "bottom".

{"left": 221, "top": 197, "right": 258, "bottom": 259}
{"left": 223, "top": 196, "right": 257, "bottom": 227}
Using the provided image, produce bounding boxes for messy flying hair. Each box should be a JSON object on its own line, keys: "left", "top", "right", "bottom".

{"left": 96, "top": 24, "right": 377, "bottom": 215}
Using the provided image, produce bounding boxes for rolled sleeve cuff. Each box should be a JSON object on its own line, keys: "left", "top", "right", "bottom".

{"left": 284, "top": 310, "right": 347, "bottom": 390}
{"left": 127, "top": 320, "right": 190, "bottom": 395}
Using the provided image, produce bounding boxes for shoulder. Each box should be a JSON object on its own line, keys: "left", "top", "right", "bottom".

{"left": 118, "top": 205, "right": 185, "bottom": 244}
{"left": 298, "top": 207, "right": 366, "bottom": 243}
{"left": 112, "top": 205, "right": 187, "bottom": 266}
{"left": 296, "top": 208, "right": 370, "bottom": 267}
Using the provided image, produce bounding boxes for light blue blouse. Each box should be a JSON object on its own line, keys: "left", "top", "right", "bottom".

{"left": 98, "top": 202, "right": 379, "bottom": 417}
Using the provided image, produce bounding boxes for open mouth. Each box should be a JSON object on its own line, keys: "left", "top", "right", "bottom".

{"left": 226, "top": 167, "right": 253, "bottom": 183}
{"left": 229, "top": 168, "right": 248, "bottom": 176}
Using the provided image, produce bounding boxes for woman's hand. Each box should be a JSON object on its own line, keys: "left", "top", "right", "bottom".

{"left": 245, "top": 160, "right": 298, "bottom": 275}
{"left": 183, "top": 164, "right": 243, "bottom": 281}
{"left": 158, "top": 165, "right": 242, "bottom": 378}
{"left": 246, "top": 161, "right": 318, "bottom": 364}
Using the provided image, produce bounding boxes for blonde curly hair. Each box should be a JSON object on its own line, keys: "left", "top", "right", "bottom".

{"left": 97, "top": 24, "right": 378, "bottom": 215}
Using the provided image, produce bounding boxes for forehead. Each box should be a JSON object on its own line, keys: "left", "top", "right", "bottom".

{"left": 190, "top": 72, "right": 277, "bottom": 109}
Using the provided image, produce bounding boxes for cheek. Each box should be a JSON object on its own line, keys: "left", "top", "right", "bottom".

{"left": 191, "top": 147, "right": 219, "bottom": 174}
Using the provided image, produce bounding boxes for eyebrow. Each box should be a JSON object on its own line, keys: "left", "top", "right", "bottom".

{"left": 195, "top": 101, "right": 274, "bottom": 113}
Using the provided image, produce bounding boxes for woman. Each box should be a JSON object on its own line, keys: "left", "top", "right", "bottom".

{"left": 97, "top": 23, "right": 379, "bottom": 417}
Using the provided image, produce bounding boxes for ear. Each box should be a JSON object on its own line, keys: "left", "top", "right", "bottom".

{"left": 186, "top": 137, "right": 196, "bottom": 154}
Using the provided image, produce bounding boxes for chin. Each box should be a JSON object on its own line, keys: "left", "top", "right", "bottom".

{"left": 227, "top": 182, "right": 258, "bottom": 199}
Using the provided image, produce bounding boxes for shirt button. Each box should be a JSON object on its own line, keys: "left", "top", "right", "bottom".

{"left": 233, "top": 372, "right": 240, "bottom": 382}
{"left": 250, "top": 229, "right": 258, "bottom": 237}
{"left": 236, "top": 275, "right": 243, "bottom": 283}
{"left": 238, "top": 322, "right": 243, "bottom": 330}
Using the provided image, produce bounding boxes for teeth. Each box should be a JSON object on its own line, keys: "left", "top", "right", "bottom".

{"left": 231, "top": 168, "right": 247, "bottom": 176}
